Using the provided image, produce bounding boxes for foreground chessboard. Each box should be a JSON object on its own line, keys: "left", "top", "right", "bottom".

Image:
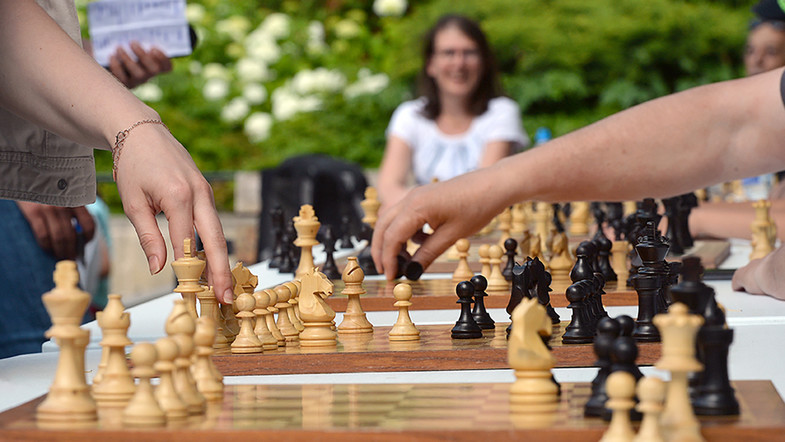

{"left": 210, "top": 323, "right": 660, "bottom": 376}
{"left": 1, "top": 381, "right": 781, "bottom": 441}
{"left": 326, "top": 277, "right": 637, "bottom": 313}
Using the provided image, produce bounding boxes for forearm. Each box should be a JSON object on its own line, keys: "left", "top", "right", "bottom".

{"left": 0, "top": 1, "right": 158, "bottom": 149}
{"left": 482, "top": 68, "right": 785, "bottom": 207}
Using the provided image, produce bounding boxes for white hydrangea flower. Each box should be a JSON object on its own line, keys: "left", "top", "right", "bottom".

{"left": 334, "top": 19, "right": 361, "bottom": 39}
{"left": 203, "top": 78, "right": 230, "bottom": 101}
{"left": 216, "top": 16, "right": 251, "bottom": 42}
{"left": 373, "top": 0, "right": 407, "bottom": 17}
{"left": 236, "top": 58, "right": 270, "bottom": 82}
{"left": 271, "top": 86, "right": 322, "bottom": 121}
{"left": 245, "top": 31, "right": 282, "bottom": 64}
{"left": 291, "top": 68, "right": 346, "bottom": 95}
{"left": 133, "top": 83, "right": 163, "bottom": 102}
{"left": 189, "top": 61, "right": 203, "bottom": 76}
{"left": 308, "top": 21, "right": 325, "bottom": 42}
{"left": 260, "top": 12, "right": 291, "bottom": 40}
{"left": 242, "top": 83, "right": 267, "bottom": 105}
{"left": 202, "top": 63, "right": 230, "bottom": 80}
{"left": 185, "top": 4, "right": 206, "bottom": 24}
{"left": 220, "top": 97, "right": 250, "bottom": 123}
{"left": 244, "top": 112, "right": 273, "bottom": 143}
{"left": 344, "top": 70, "right": 390, "bottom": 99}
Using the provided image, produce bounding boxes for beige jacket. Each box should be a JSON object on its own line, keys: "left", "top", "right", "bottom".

{"left": 0, "top": 0, "right": 96, "bottom": 207}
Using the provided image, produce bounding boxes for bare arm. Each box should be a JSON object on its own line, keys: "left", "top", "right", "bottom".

{"left": 372, "top": 68, "right": 785, "bottom": 278}
{"left": 0, "top": 1, "right": 232, "bottom": 302}
{"left": 690, "top": 200, "right": 785, "bottom": 240}
{"left": 478, "top": 140, "right": 512, "bottom": 168}
{"left": 732, "top": 248, "right": 785, "bottom": 300}
{"left": 377, "top": 135, "right": 414, "bottom": 212}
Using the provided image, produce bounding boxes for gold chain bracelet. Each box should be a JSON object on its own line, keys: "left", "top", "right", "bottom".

{"left": 112, "top": 119, "right": 169, "bottom": 181}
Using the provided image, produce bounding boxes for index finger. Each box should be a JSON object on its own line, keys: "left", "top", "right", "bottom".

{"left": 192, "top": 188, "right": 232, "bottom": 304}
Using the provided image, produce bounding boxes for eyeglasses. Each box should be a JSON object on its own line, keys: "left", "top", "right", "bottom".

{"left": 434, "top": 48, "right": 481, "bottom": 61}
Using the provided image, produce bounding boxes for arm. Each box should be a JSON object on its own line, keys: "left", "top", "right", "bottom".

{"left": 0, "top": 1, "right": 232, "bottom": 303}
{"left": 377, "top": 135, "right": 413, "bottom": 212}
{"left": 84, "top": 39, "right": 173, "bottom": 89}
{"left": 478, "top": 140, "right": 512, "bottom": 168}
{"left": 689, "top": 200, "right": 785, "bottom": 240}
{"left": 372, "top": 67, "right": 785, "bottom": 279}
{"left": 732, "top": 248, "right": 785, "bottom": 300}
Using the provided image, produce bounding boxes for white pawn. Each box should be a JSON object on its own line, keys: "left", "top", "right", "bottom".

{"left": 252, "top": 290, "right": 279, "bottom": 351}
{"left": 284, "top": 281, "right": 305, "bottom": 333}
{"left": 165, "top": 300, "right": 206, "bottom": 415}
{"left": 192, "top": 317, "right": 224, "bottom": 402}
{"left": 600, "top": 371, "right": 637, "bottom": 442}
{"left": 486, "top": 244, "right": 509, "bottom": 293}
{"left": 263, "top": 288, "right": 285, "bottom": 346}
{"left": 633, "top": 376, "right": 666, "bottom": 442}
{"left": 92, "top": 294, "right": 135, "bottom": 409}
{"left": 478, "top": 244, "right": 491, "bottom": 280}
{"left": 452, "top": 238, "right": 473, "bottom": 283}
{"left": 388, "top": 283, "right": 420, "bottom": 341}
{"left": 275, "top": 285, "right": 300, "bottom": 343}
{"left": 153, "top": 337, "right": 187, "bottom": 421}
{"left": 231, "top": 292, "right": 264, "bottom": 354}
{"left": 122, "top": 343, "right": 165, "bottom": 427}
{"left": 338, "top": 257, "right": 373, "bottom": 334}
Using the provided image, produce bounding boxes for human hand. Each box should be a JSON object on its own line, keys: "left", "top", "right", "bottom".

{"left": 371, "top": 170, "right": 506, "bottom": 280}
{"left": 16, "top": 202, "right": 95, "bottom": 260}
{"left": 113, "top": 122, "right": 233, "bottom": 304}
{"left": 732, "top": 246, "right": 785, "bottom": 300}
{"left": 109, "top": 42, "right": 172, "bottom": 89}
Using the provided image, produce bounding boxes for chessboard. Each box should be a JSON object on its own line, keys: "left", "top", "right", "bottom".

{"left": 1, "top": 381, "right": 781, "bottom": 441}
{"left": 209, "top": 322, "right": 660, "bottom": 376}
{"left": 325, "top": 277, "right": 637, "bottom": 313}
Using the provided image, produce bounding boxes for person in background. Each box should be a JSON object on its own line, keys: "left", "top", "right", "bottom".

{"left": 0, "top": 1, "right": 230, "bottom": 358}
{"left": 689, "top": 0, "right": 785, "bottom": 241}
{"left": 377, "top": 14, "right": 528, "bottom": 212}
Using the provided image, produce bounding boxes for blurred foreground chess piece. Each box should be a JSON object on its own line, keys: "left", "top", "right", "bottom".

{"left": 165, "top": 300, "right": 206, "bottom": 415}
{"left": 633, "top": 376, "right": 666, "bottom": 442}
{"left": 389, "top": 283, "right": 420, "bottom": 341}
{"left": 122, "top": 342, "right": 165, "bottom": 427}
{"left": 92, "top": 294, "right": 134, "bottom": 409}
{"left": 599, "top": 371, "right": 637, "bottom": 442}
{"left": 569, "top": 201, "right": 591, "bottom": 235}
{"left": 192, "top": 316, "right": 224, "bottom": 401}
{"left": 654, "top": 303, "right": 704, "bottom": 442}
{"left": 508, "top": 298, "right": 558, "bottom": 413}
{"left": 338, "top": 257, "right": 373, "bottom": 334}
{"left": 36, "top": 261, "right": 97, "bottom": 428}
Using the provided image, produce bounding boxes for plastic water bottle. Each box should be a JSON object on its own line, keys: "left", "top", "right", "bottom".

{"left": 534, "top": 127, "right": 552, "bottom": 146}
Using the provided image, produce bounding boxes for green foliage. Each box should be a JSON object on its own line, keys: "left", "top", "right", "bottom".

{"left": 81, "top": 0, "right": 756, "bottom": 210}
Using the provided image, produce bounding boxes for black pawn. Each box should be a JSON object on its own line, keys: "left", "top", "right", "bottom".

{"left": 571, "top": 241, "right": 596, "bottom": 282}
{"left": 506, "top": 263, "right": 527, "bottom": 337}
{"left": 320, "top": 225, "right": 341, "bottom": 280}
{"left": 338, "top": 214, "right": 355, "bottom": 249}
{"left": 562, "top": 282, "right": 594, "bottom": 344}
{"left": 277, "top": 222, "right": 296, "bottom": 274}
{"left": 502, "top": 238, "right": 518, "bottom": 281}
{"left": 585, "top": 317, "right": 620, "bottom": 417}
{"left": 677, "top": 193, "right": 698, "bottom": 249}
{"left": 616, "top": 315, "right": 635, "bottom": 337}
{"left": 451, "top": 281, "right": 483, "bottom": 339}
{"left": 356, "top": 223, "right": 378, "bottom": 276}
{"left": 470, "top": 275, "right": 495, "bottom": 329}
{"left": 592, "top": 228, "right": 617, "bottom": 282}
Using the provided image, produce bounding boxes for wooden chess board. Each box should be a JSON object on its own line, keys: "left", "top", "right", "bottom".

{"left": 1, "top": 381, "right": 781, "bottom": 441}
{"left": 209, "top": 323, "right": 660, "bottom": 376}
{"left": 325, "top": 277, "right": 638, "bottom": 312}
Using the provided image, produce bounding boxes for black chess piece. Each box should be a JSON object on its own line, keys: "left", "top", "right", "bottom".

{"left": 551, "top": 203, "right": 565, "bottom": 233}
{"left": 502, "top": 238, "right": 518, "bottom": 282}
{"left": 269, "top": 206, "right": 285, "bottom": 269}
{"left": 603, "top": 335, "right": 644, "bottom": 421}
{"left": 677, "top": 192, "right": 698, "bottom": 249}
{"left": 605, "top": 202, "right": 625, "bottom": 241}
{"left": 277, "top": 221, "right": 296, "bottom": 273}
{"left": 662, "top": 196, "right": 685, "bottom": 255}
{"left": 530, "top": 258, "right": 559, "bottom": 324}
{"left": 592, "top": 227, "right": 617, "bottom": 282}
{"left": 319, "top": 225, "right": 341, "bottom": 280}
{"left": 403, "top": 260, "right": 423, "bottom": 281}
{"left": 615, "top": 314, "right": 635, "bottom": 337}
{"left": 356, "top": 223, "right": 379, "bottom": 276}
{"left": 470, "top": 275, "right": 495, "bottom": 329}
{"left": 585, "top": 317, "right": 620, "bottom": 417}
{"left": 338, "top": 214, "right": 355, "bottom": 249}
{"left": 570, "top": 241, "right": 596, "bottom": 283}
{"left": 451, "top": 281, "right": 483, "bottom": 339}
{"left": 506, "top": 263, "right": 528, "bottom": 337}
{"left": 562, "top": 282, "right": 594, "bottom": 344}
{"left": 632, "top": 272, "right": 661, "bottom": 342}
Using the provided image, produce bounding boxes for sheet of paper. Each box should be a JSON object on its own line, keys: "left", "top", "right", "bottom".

{"left": 87, "top": 0, "right": 191, "bottom": 66}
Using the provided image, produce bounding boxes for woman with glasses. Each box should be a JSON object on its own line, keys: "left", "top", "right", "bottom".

{"left": 377, "top": 14, "right": 529, "bottom": 211}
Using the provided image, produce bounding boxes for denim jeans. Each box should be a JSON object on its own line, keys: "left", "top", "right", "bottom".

{"left": 0, "top": 199, "right": 58, "bottom": 358}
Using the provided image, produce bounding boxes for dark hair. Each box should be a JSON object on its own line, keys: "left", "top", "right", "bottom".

{"left": 417, "top": 14, "right": 502, "bottom": 120}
